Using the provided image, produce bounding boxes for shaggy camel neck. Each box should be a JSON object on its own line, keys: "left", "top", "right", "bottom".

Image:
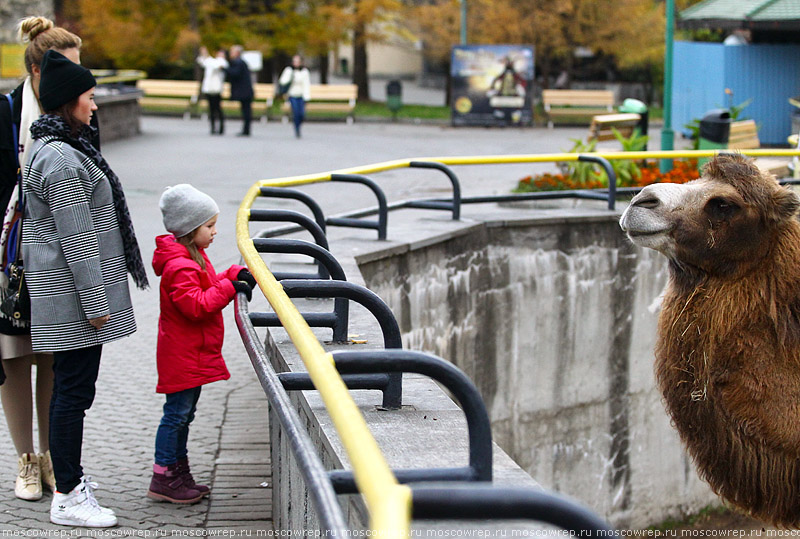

{"left": 657, "top": 221, "right": 800, "bottom": 527}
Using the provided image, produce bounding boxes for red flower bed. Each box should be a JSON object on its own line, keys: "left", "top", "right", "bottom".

{"left": 514, "top": 159, "right": 701, "bottom": 192}
{"left": 635, "top": 160, "right": 701, "bottom": 187}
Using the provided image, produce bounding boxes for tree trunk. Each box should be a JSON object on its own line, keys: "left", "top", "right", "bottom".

{"left": 353, "top": 21, "right": 369, "bottom": 100}
{"left": 318, "top": 54, "right": 329, "bottom": 84}
{"left": 445, "top": 63, "right": 452, "bottom": 107}
{"left": 187, "top": 0, "right": 201, "bottom": 81}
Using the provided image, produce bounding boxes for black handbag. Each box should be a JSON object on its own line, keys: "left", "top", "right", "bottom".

{"left": 277, "top": 70, "right": 294, "bottom": 97}
{"left": 0, "top": 259, "right": 29, "bottom": 326}
{"left": 0, "top": 93, "right": 30, "bottom": 335}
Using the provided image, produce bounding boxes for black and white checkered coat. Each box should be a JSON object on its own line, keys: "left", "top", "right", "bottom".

{"left": 21, "top": 136, "right": 136, "bottom": 352}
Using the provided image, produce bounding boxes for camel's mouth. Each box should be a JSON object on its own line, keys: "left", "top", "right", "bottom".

{"left": 626, "top": 229, "right": 668, "bottom": 238}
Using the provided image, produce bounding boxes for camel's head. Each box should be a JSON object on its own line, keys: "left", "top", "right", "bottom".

{"left": 620, "top": 154, "right": 800, "bottom": 279}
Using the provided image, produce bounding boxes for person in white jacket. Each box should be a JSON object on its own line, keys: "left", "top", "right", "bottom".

{"left": 278, "top": 55, "right": 311, "bottom": 138}
{"left": 197, "top": 47, "right": 228, "bottom": 135}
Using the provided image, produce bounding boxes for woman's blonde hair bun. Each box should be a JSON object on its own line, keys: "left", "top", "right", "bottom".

{"left": 16, "top": 16, "right": 55, "bottom": 43}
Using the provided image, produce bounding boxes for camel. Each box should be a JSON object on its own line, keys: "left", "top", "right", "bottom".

{"left": 619, "top": 153, "right": 800, "bottom": 527}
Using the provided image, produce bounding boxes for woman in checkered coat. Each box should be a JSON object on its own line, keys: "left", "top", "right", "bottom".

{"left": 22, "top": 51, "right": 149, "bottom": 528}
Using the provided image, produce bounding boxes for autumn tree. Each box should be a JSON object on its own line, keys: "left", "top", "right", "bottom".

{"left": 74, "top": 0, "right": 191, "bottom": 71}
{"left": 251, "top": 0, "right": 350, "bottom": 82}
{"left": 69, "top": 0, "right": 278, "bottom": 76}
{"left": 328, "top": 0, "right": 408, "bottom": 100}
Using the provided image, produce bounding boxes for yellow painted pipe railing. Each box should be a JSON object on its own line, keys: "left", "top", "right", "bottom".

{"left": 252, "top": 149, "right": 800, "bottom": 189}
{"left": 237, "top": 184, "right": 411, "bottom": 535}
{"left": 236, "top": 148, "right": 800, "bottom": 534}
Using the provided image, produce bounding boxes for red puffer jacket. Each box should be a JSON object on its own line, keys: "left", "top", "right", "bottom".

{"left": 152, "top": 234, "right": 245, "bottom": 394}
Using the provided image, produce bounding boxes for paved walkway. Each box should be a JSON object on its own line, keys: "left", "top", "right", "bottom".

{"left": 0, "top": 115, "right": 686, "bottom": 533}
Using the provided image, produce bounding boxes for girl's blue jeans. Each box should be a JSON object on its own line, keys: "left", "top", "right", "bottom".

{"left": 154, "top": 386, "right": 202, "bottom": 466}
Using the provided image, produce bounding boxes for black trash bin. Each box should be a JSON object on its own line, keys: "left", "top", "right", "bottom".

{"left": 386, "top": 80, "right": 402, "bottom": 118}
{"left": 698, "top": 109, "right": 731, "bottom": 167}
{"left": 699, "top": 109, "right": 732, "bottom": 148}
{"left": 619, "top": 98, "right": 649, "bottom": 137}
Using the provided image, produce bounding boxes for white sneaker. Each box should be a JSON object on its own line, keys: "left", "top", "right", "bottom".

{"left": 80, "top": 476, "right": 115, "bottom": 515}
{"left": 50, "top": 477, "right": 117, "bottom": 527}
{"left": 15, "top": 453, "right": 42, "bottom": 501}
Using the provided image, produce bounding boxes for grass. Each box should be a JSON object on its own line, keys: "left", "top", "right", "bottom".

{"left": 139, "top": 99, "right": 451, "bottom": 122}
{"left": 646, "top": 505, "right": 731, "bottom": 533}
{"left": 354, "top": 100, "right": 450, "bottom": 121}
{"left": 140, "top": 100, "right": 662, "bottom": 125}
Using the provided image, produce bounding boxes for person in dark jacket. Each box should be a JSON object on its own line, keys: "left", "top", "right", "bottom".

{"left": 0, "top": 15, "right": 89, "bottom": 504}
{"left": 225, "top": 45, "right": 254, "bottom": 136}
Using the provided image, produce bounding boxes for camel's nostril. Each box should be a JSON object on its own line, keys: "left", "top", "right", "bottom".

{"left": 634, "top": 197, "right": 660, "bottom": 209}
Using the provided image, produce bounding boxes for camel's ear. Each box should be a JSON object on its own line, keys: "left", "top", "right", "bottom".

{"left": 769, "top": 186, "right": 800, "bottom": 222}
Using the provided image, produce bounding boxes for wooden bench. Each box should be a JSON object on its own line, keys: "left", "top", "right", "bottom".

{"left": 136, "top": 79, "right": 275, "bottom": 121}
{"left": 279, "top": 84, "right": 358, "bottom": 124}
{"left": 136, "top": 79, "right": 202, "bottom": 119}
{"left": 136, "top": 79, "right": 357, "bottom": 123}
{"left": 588, "top": 113, "right": 642, "bottom": 141}
{"left": 219, "top": 83, "right": 275, "bottom": 121}
{"left": 727, "top": 119, "right": 760, "bottom": 150}
{"left": 542, "top": 89, "right": 614, "bottom": 128}
{"left": 727, "top": 120, "right": 786, "bottom": 176}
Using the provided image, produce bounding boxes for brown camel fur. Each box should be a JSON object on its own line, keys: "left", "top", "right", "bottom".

{"left": 620, "top": 154, "right": 800, "bottom": 527}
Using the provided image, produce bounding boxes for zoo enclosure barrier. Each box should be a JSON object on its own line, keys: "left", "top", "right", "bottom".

{"left": 235, "top": 148, "right": 800, "bottom": 535}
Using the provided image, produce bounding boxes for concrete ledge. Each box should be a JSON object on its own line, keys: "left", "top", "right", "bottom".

{"left": 96, "top": 88, "right": 142, "bottom": 142}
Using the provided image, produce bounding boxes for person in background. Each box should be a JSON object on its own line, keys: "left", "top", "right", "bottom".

{"left": 0, "top": 15, "right": 84, "bottom": 503}
{"left": 226, "top": 45, "right": 253, "bottom": 137}
{"left": 196, "top": 47, "right": 228, "bottom": 135}
{"left": 148, "top": 184, "right": 254, "bottom": 504}
{"left": 24, "top": 50, "right": 149, "bottom": 527}
{"left": 278, "top": 55, "right": 311, "bottom": 138}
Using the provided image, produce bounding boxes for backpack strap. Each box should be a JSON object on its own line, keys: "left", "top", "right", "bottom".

{"left": 4, "top": 94, "right": 20, "bottom": 176}
{"left": 4, "top": 93, "right": 23, "bottom": 265}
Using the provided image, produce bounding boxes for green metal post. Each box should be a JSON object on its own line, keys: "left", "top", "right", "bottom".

{"left": 660, "top": 0, "right": 675, "bottom": 173}
{"left": 460, "top": 0, "right": 467, "bottom": 45}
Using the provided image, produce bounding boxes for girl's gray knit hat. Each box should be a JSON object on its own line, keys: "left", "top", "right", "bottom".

{"left": 159, "top": 184, "right": 219, "bottom": 238}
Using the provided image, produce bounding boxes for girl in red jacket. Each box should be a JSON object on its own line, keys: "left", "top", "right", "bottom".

{"left": 148, "top": 184, "right": 254, "bottom": 504}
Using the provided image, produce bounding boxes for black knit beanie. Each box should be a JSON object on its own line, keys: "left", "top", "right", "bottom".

{"left": 38, "top": 50, "right": 96, "bottom": 112}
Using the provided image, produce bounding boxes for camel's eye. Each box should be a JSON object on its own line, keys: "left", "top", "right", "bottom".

{"left": 706, "top": 197, "right": 740, "bottom": 220}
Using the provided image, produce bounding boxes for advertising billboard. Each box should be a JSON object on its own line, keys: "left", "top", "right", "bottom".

{"left": 450, "top": 44, "right": 534, "bottom": 127}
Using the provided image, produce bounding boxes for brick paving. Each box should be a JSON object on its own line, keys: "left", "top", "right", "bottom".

{"left": 0, "top": 115, "right": 629, "bottom": 532}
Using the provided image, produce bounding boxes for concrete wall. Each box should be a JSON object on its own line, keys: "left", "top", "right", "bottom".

{"left": 335, "top": 37, "right": 422, "bottom": 79}
{"left": 0, "top": 1, "right": 54, "bottom": 91}
{"left": 95, "top": 91, "right": 142, "bottom": 142}
{"left": 265, "top": 298, "right": 545, "bottom": 534}
{"left": 356, "top": 214, "right": 717, "bottom": 529}
{"left": 0, "top": 1, "right": 53, "bottom": 43}
{"left": 262, "top": 213, "right": 564, "bottom": 533}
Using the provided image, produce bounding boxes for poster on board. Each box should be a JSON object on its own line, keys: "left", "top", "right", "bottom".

{"left": 450, "top": 45, "right": 534, "bottom": 127}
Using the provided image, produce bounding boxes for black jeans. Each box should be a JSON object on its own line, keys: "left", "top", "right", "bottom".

{"left": 239, "top": 98, "right": 252, "bottom": 135}
{"left": 50, "top": 345, "right": 102, "bottom": 493}
{"left": 206, "top": 94, "right": 224, "bottom": 134}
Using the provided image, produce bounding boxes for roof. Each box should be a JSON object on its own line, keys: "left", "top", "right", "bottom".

{"left": 679, "top": 0, "right": 800, "bottom": 30}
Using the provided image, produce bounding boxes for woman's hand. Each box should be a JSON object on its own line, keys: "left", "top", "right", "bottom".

{"left": 89, "top": 315, "right": 110, "bottom": 329}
